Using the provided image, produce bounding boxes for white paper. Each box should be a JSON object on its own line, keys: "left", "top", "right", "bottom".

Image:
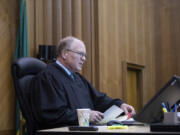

{"left": 98, "top": 105, "right": 124, "bottom": 124}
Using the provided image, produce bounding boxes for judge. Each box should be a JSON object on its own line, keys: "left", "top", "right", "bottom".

{"left": 30, "top": 36, "right": 135, "bottom": 130}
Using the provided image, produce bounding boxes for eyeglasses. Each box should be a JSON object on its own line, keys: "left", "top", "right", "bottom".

{"left": 66, "top": 49, "right": 87, "bottom": 58}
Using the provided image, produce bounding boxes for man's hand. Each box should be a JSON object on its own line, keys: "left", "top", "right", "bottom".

{"left": 120, "top": 103, "right": 136, "bottom": 115}
{"left": 89, "top": 110, "right": 104, "bottom": 123}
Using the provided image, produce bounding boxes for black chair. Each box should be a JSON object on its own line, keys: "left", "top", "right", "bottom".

{"left": 11, "top": 57, "right": 47, "bottom": 135}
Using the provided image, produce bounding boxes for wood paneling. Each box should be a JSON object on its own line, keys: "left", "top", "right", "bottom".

{"left": 62, "top": 0, "right": 72, "bottom": 37}
{"left": 27, "top": 0, "right": 35, "bottom": 56}
{"left": 81, "top": 0, "right": 92, "bottom": 81}
{"left": 72, "top": 0, "right": 82, "bottom": 38}
{"left": 44, "top": 0, "right": 53, "bottom": 44}
{"left": 153, "top": 0, "right": 180, "bottom": 90}
{"left": 97, "top": 0, "right": 180, "bottom": 106}
{"left": 0, "top": 0, "right": 18, "bottom": 134}
{"left": 91, "top": 0, "right": 100, "bottom": 89}
{"left": 52, "top": 0, "right": 62, "bottom": 45}
{"left": 28, "top": 0, "right": 94, "bottom": 82}
{"left": 1, "top": 0, "right": 180, "bottom": 134}
{"left": 27, "top": 0, "right": 180, "bottom": 110}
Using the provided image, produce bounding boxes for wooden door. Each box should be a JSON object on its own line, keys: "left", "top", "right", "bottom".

{"left": 127, "top": 69, "right": 139, "bottom": 112}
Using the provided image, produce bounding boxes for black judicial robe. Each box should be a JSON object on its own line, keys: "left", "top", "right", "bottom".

{"left": 29, "top": 63, "right": 124, "bottom": 129}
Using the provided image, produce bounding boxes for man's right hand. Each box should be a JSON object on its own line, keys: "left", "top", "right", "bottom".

{"left": 89, "top": 110, "right": 104, "bottom": 123}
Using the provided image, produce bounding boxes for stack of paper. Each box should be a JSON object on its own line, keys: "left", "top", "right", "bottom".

{"left": 98, "top": 105, "right": 127, "bottom": 124}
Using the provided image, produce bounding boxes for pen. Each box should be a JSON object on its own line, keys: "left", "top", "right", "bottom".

{"left": 174, "top": 104, "right": 177, "bottom": 112}
{"left": 162, "top": 102, "right": 168, "bottom": 112}
{"left": 166, "top": 102, "right": 170, "bottom": 112}
{"left": 162, "top": 108, "right": 167, "bottom": 113}
{"left": 107, "top": 125, "right": 128, "bottom": 130}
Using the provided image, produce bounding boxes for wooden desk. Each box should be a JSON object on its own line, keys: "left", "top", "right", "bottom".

{"left": 37, "top": 125, "right": 180, "bottom": 135}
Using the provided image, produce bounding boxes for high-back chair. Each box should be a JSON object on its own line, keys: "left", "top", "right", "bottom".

{"left": 11, "top": 57, "right": 47, "bottom": 135}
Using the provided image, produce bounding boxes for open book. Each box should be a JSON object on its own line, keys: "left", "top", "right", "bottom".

{"left": 98, "top": 105, "right": 132, "bottom": 124}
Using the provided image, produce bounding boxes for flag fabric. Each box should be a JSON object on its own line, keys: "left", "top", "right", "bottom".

{"left": 14, "top": 0, "right": 29, "bottom": 134}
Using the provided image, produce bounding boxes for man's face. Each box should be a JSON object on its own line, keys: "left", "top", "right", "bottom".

{"left": 64, "top": 40, "right": 86, "bottom": 72}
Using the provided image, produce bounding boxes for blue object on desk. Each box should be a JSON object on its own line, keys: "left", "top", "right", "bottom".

{"left": 162, "top": 102, "right": 168, "bottom": 112}
{"left": 174, "top": 104, "right": 177, "bottom": 112}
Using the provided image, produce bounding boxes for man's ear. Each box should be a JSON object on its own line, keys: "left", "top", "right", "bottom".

{"left": 62, "top": 51, "right": 68, "bottom": 59}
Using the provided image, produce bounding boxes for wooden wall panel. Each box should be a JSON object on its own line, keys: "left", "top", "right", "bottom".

{"left": 0, "top": 0, "right": 180, "bottom": 134}
{"left": 27, "top": 0, "right": 180, "bottom": 109}
{"left": 72, "top": 0, "right": 82, "bottom": 38}
{"left": 98, "top": 0, "right": 124, "bottom": 99}
{"left": 52, "top": 0, "right": 62, "bottom": 45}
{"left": 91, "top": 0, "right": 100, "bottom": 89}
{"left": 28, "top": 0, "right": 94, "bottom": 81}
{"left": 35, "top": 0, "right": 45, "bottom": 53}
{"left": 0, "top": 0, "right": 18, "bottom": 134}
{"left": 44, "top": 0, "right": 53, "bottom": 44}
{"left": 154, "top": 0, "right": 180, "bottom": 90}
{"left": 27, "top": 0, "right": 35, "bottom": 56}
{"left": 81, "top": 0, "right": 92, "bottom": 81}
{"left": 98, "top": 0, "right": 180, "bottom": 105}
{"left": 62, "top": 0, "right": 72, "bottom": 37}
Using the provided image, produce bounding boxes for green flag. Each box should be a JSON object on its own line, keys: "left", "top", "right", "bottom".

{"left": 14, "top": 0, "right": 29, "bottom": 134}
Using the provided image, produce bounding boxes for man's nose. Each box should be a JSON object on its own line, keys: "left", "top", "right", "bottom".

{"left": 81, "top": 55, "right": 86, "bottom": 61}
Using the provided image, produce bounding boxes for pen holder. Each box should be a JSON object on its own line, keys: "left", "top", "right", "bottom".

{"left": 163, "top": 112, "right": 180, "bottom": 124}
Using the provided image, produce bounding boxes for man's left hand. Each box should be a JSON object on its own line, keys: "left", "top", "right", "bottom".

{"left": 120, "top": 103, "right": 136, "bottom": 115}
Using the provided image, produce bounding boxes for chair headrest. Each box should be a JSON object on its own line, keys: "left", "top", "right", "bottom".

{"left": 12, "top": 57, "right": 47, "bottom": 78}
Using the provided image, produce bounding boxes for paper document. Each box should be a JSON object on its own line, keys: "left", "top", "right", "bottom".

{"left": 98, "top": 105, "right": 124, "bottom": 124}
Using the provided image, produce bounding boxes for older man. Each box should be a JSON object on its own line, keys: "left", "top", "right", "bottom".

{"left": 30, "top": 36, "right": 135, "bottom": 130}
